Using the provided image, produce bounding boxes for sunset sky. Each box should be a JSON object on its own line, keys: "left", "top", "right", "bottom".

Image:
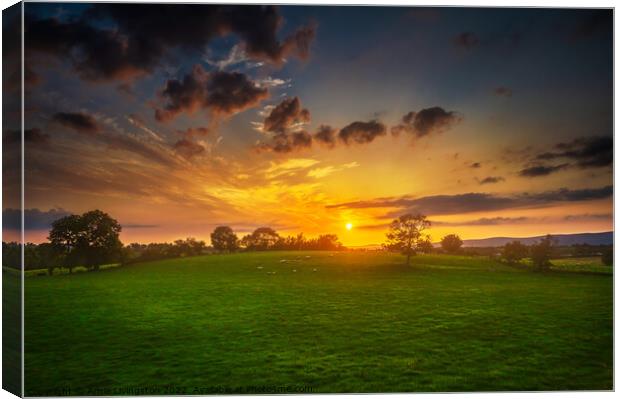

{"left": 3, "top": 4, "right": 613, "bottom": 246}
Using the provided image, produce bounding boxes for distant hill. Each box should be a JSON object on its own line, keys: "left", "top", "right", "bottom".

{"left": 462, "top": 231, "right": 613, "bottom": 247}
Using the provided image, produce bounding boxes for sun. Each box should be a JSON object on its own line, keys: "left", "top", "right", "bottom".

{"left": 345, "top": 222, "right": 353, "bottom": 231}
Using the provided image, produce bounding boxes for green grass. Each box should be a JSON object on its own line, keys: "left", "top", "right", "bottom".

{"left": 549, "top": 257, "right": 613, "bottom": 274}
{"left": 24, "top": 252, "right": 612, "bottom": 394}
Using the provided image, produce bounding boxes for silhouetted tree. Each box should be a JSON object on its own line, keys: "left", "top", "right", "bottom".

{"left": 502, "top": 241, "right": 528, "bottom": 264}
{"left": 440, "top": 234, "right": 463, "bottom": 254}
{"left": 210, "top": 226, "right": 239, "bottom": 252}
{"left": 49, "top": 210, "right": 122, "bottom": 272}
{"left": 241, "top": 227, "right": 280, "bottom": 250}
{"left": 384, "top": 213, "right": 431, "bottom": 266}
{"left": 602, "top": 247, "right": 613, "bottom": 266}
{"left": 530, "top": 235, "right": 554, "bottom": 272}
{"left": 416, "top": 235, "right": 434, "bottom": 254}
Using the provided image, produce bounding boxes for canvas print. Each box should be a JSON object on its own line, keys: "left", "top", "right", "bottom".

{"left": 2, "top": 2, "right": 614, "bottom": 396}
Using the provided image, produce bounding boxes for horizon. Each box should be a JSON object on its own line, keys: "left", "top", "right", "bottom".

{"left": 3, "top": 4, "right": 613, "bottom": 247}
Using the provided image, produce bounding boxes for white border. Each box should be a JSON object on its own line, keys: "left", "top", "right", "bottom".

{"left": 0, "top": 1, "right": 616, "bottom": 399}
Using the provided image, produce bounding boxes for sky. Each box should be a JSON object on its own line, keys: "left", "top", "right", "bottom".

{"left": 2, "top": 3, "right": 613, "bottom": 246}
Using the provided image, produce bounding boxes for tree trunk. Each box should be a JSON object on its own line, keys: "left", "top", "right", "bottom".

{"left": 406, "top": 252, "right": 411, "bottom": 266}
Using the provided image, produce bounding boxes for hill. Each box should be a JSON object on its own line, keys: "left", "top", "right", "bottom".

{"left": 462, "top": 231, "right": 613, "bottom": 247}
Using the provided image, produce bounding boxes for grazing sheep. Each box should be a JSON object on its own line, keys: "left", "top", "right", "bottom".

{"left": 257, "top": 266, "right": 263, "bottom": 270}
{"left": 279, "top": 259, "right": 287, "bottom": 263}
{"left": 313, "top": 268, "right": 317, "bottom": 272}
{"left": 305, "top": 255, "right": 311, "bottom": 259}
{"left": 292, "top": 269, "right": 297, "bottom": 273}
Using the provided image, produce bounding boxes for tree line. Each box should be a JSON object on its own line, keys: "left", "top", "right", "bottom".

{"left": 2, "top": 210, "right": 345, "bottom": 274}
{"left": 382, "top": 213, "right": 612, "bottom": 270}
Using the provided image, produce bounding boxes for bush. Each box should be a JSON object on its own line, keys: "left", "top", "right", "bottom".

{"left": 501, "top": 241, "right": 528, "bottom": 264}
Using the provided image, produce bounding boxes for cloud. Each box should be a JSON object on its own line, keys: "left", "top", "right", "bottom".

{"left": 26, "top": 5, "right": 316, "bottom": 82}
{"left": 313, "top": 125, "right": 337, "bottom": 148}
{"left": 155, "top": 65, "right": 268, "bottom": 122}
{"left": 571, "top": 9, "right": 612, "bottom": 40}
{"left": 454, "top": 32, "right": 480, "bottom": 50}
{"left": 3, "top": 208, "right": 71, "bottom": 231}
{"left": 519, "top": 163, "right": 569, "bottom": 177}
{"left": 564, "top": 213, "right": 612, "bottom": 221}
{"left": 433, "top": 216, "right": 529, "bottom": 226}
{"left": 3, "top": 128, "right": 50, "bottom": 146}
{"left": 177, "top": 126, "right": 210, "bottom": 139}
{"left": 307, "top": 162, "right": 359, "bottom": 179}
{"left": 256, "top": 131, "right": 313, "bottom": 153}
{"left": 470, "top": 162, "right": 481, "bottom": 168}
{"left": 339, "top": 120, "right": 387, "bottom": 145}
{"left": 493, "top": 87, "right": 513, "bottom": 97}
{"left": 391, "top": 107, "right": 460, "bottom": 138}
{"left": 173, "top": 138, "right": 206, "bottom": 158}
{"left": 327, "top": 185, "right": 612, "bottom": 217}
{"left": 536, "top": 136, "right": 612, "bottom": 169}
{"left": 263, "top": 97, "right": 310, "bottom": 133}
{"left": 122, "top": 224, "right": 160, "bottom": 229}
{"left": 52, "top": 112, "right": 100, "bottom": 134}
{"left": 478, "top": 176, "right": 504, "bottom": 185}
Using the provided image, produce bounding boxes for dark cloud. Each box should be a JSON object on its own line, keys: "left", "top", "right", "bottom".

{"left": 313, "top": 125, "right": 337, "bottom": 148}
{"left": 519, "top": 163, "right": 569, "bottom": 177}
{"left": 391, "top": 107, "right": 460, "bottom": 138}
{"left": 173, "top": 138, "right": 205, "bottom": 158}
{"left": 3, "top": 208, "right": 71, "bottom": 231}
{"left": 339, "top": 120, "right": 386, "bottom": 145}
{"left": 536, "top": 136, "right": 612, "bottom": 169}
{"left": 255, "top": 131, "right": 313, "bottom": 153}
{"left": 178, "top": 126, "right": 210, "bottom": 138}
{"left": 52, "top": 112, "right": 100, "bottom": 134}
{"left": 493, "top": 87, "right": 513, "bottom": 97}
{"left": 564, "top": 213, "right": 612, "bottom": 222}
{"left": 478, "top": 176, "right": 504, "bottom": 185}
{"left": 155, "top": 65, "right": 268, "bottom": 122}
{"left": 571, "top": 10, "right": 612, "bottom": 40}
{"left": 3, "top": 128, "right": 50, "bottom": 145}
{"left": 327, "top": 185, "right": 612, "bottom": 217}
{"left": 26, "top": 5, "right": 316, "bottom": 82}
{"left": 454, "top": 32, "right": 480, "bottom": 50}
{"left": 433, "top": 216, "right": 529, "bottom": 226}
{"left": 263, "top": 97, "right": 310, "bottom": 133}
{"left": 470, "top": 162, "right": 481, "bottom": 168}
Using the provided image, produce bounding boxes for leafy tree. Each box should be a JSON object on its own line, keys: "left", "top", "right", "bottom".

{"left": 530, "top": 235, "right": 554, "bottom": 272}
{"left": 384, "top": 213, "right": 431, "bottom": 266}
{"left": 210, "top": 226, "right": 239, "bottom": 252}
{"left": 241, "top": 227, "right": 280, "bottom": 250}
{"left": 416, "top": 235, "right": 434, "bottom": 254}
{"left": 49, "top": 210, "right": 122, "bottom": 272}
{"left": 602, "top": 247, "right": 613, "bottom": 266}
{"left": 440, "top": 234, "right": 463, "bottom": 254}
{"left": 501, "top": 241, "right": 528, "bottom": 264}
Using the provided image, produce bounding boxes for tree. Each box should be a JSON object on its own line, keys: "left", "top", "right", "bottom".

{"left": 440, "top": 234, "right": 463, "bottom": 254}
{"left": 501, "top": 241, "right": 528, "bottom": 264}
{"left": 530, "top": 235, "right": 554, "bottom": 272}
{"left": 602, "top": 247, "right": 613, "bottom": 266}
{"left": 211, "top": 226, "right": 239, "bottom": 252}
{"left": 384, "top": 213, "right": 431, "bottom": 266}
{"left": 242, "top": 227, "right": 280, "bottom": 250}
{"left": 49, "top": 210, "right": 122, "bottom": 272}
{"left": 416, "top": 235, "right": 434, "bottom": 254}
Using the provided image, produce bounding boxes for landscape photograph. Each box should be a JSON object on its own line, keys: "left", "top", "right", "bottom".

{"left": 1, "top": 2, "right": 614, "bottom": 396}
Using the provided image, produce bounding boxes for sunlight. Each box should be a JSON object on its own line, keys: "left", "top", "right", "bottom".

{"left": 346, "top": 222, "right": 353, "bottom": 231}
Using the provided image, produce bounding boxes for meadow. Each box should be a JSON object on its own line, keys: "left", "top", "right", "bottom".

{"left": 23, "top": 251, "right": 612, "bottom": 394}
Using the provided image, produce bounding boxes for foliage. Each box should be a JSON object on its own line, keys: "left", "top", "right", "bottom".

{"left": 241, "top": 227, "right": 280, "bottom": 250}
{"left": 384, "top": 213, "right": 431, "bottom": 265}
{"left": 601, "top": 247, "right": 613, "bottom": 266}
{"left": 416, "top": 235, "right": 434, "bottom": 254}
{"left": 501, "top": 241, "right": 528, "bottom": 264}
{"left": 440, "top": 234, "right": 463, "bottom": 254}
{"left": 123, "top": 238, "right": 206, "bottom": 264}
{"left": 530, "top": 235, "right": 554, "bottom": 272}
{"left": 210, "top": 226, "right": 239, "bottom": 252}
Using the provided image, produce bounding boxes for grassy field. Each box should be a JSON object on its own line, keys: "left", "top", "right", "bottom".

{"left": 24, "top": 251, "right": 612, "bottom": 394}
